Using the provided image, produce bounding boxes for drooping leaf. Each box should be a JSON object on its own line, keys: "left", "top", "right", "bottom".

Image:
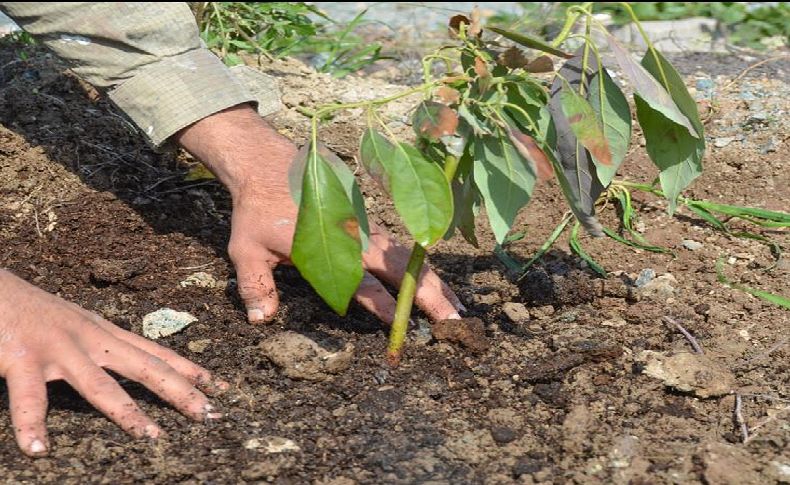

{"left": 474, "top": 56, "right": 490, "bottom": 78}
{"left": 639, "top": 49, "right": 705, "bottom": 213}
{"left": 635, "top": 97, "right": 703, "bottom": 214}
{"left": 444, "top": 153, "right": 480, "bottom": 247}
{"left": 547, "top": 51, "right": 605, "bottom": 236}
{"left": 507, "top": 127, "right": 554, "bottom": 181}
{"left": 413, "top": 101, "right": 459, "bottom": 141}
{"left": 473, "top": 134, "right": 537, "bottom": 244}
{"left": 605, "top": 34, "right": 698, "bottom": 138}
{"left": 488, "top": 27, "right": 573, "bottom": 59}
{"left": 526, "top": 55, "right": 554, "bottom": 73}
{"left": 588, "top": 69, "right": 632, "bottom": 186}
{"left": 291, "top": 149, "right": 363, "bottom": 315}
{"left": 359, "top": 129, "right": 453, "bottom": 246}
{"left": 559, "top": 82, "right": 613, "bottom": 167}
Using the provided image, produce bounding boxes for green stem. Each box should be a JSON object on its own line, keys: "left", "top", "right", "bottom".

{"left": 386, "top": 154, "right": 459, "bottom": 367}
{"left": 551, "top": 2, "right": 593, "bottom": 47}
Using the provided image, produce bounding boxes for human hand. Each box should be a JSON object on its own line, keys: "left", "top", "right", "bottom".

{"left": 0, "top": 269, "right": 227, "bottom": 457}
{"left": 175, "top": 105, "right": 465, "bottom": 324}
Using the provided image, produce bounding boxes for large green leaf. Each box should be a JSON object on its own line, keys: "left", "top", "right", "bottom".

{"left": 289, "top": 142, "right": 370, "bottom": 250}
{"left": 588, "top": 70, "right": 632, "bottom": 186}
{"left": 359, "top": 129, "right": 453, "bottom": 246}
{"left": 488, "top": 27, "right": 573, "bottom": 59}
{"left": 548, "top": 51, "right": 605, "bottom": 236}
{"left": 473, "top": 134, "right": 536, "bottom": 244}
{"left": 640, "top": 49, "right": 705, "bottom": 213}
{"left": 605, "top": 34, "right": 698, "bottom": 139}
{"left": 291, "top": 149, "right": 364, "bottom": 315}
{"left": 635, "top": 97, "right": 703, "bottom": 215}
{"left": 559, "top": 84, "right": 613, "bottom": 169}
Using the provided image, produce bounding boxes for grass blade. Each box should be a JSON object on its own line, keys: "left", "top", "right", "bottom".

{"left": 602, "top": 226, "right": 673, "bottom": 254}
{"left": 716, "top": 258, "right": 790, "bottom": 309}
{"left": 517, "top": 213, "right": 573, "bottom": 281}
{"left": 570, "top": 220, "right": 607, "bottom": 277}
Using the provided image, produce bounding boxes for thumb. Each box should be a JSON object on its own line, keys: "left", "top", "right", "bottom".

{"left": 229, "top": 242, "right": 280, "bottom": 324}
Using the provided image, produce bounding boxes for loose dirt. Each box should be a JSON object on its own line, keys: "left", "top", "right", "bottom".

{"left": 0, "top": 40, "right": 788, "bottom": 484}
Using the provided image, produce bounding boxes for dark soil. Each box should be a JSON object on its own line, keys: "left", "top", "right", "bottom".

{"left": 0, "top": 41, "right": 788, "bottom": 484}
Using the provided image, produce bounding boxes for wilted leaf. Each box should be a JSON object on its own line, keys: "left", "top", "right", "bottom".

{"left": 640, "top": 49, "right": 705, "bottom": 213}
{"left": 448, "top": 14, "right": 471, "bottom": 37}
{"left": 359, "top": 130, "right": 453, "bottom": 246}
{"left": 559, "top": 83, "right": 613, "bottom": 167}
{"left": 474, "top": 57, "right": 490, "bottom": 78}
{"left": 436, "top": 86, "right": 461, "bottom": 105}
{"left": 507, "top": 128, "right": 554, "bottom": 181}
{"left": 547, "top": 50, "right": 605, "bottom": 236}
{"left": 499, "top": 46, "right": 529, "bottom": 68}
{"left": 488, "top": 27, "right": 573, "bottom": 59}
{"left": 588, "top": 70, "right": 632, "bottom": 186}
{"left": 473, "top": 134, "right": 537, "bottom": 244}
{"left": 291, "top": 149, "right": 363, "bottom": 315}
{"left": 526, "top": 55, "right": 554, "bottom": 73}
{"left": 605, "top": 34, "right": 698, "bottom": 139}
{"left": 413, "top": 101, "right": 459, "bottom": 141}
{"left": 444, "top": 151, "right": 480, "bottom": 247}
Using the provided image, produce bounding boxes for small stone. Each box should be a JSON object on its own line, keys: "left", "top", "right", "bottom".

{"left": 638, "top": 273, "right": 677, "bottom": 299}
{"left": 502, "top": 302, "right": 530, "bottom": 323}
{"left": 179, "top": 271, "right": 219, "bottom": 289}
{"left": 530, "top": 305, "right": 555, "bottom": 320}
{"left": 638, "top": 350, "right": 735, "bottom": 398}
{"left": 634, "top": 268, "right": 656, "bottom": 287}
{"left": 142, "top": 308, "right": 198, "bottom": 339}
{"left": 490, "top": 426, "right": 517, "bottom": 445}
{"left": 713, "top": 137, "right": 735, "bottom": 148}
{"left": 373, "top": 369, "right": 389, "bottom": 385}
{"left": 187, "top": 339, "right": 212, "bottom": 353}
{"left": 264, "top": 437, "right": 300, "bottom": 454}
{"left": 259, "top": 332, "right": 354, "bottom": 381}
{"left": 682, "top": 239, "right": 704, "bottom": 251}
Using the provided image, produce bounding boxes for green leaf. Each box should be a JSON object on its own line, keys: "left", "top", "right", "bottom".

{"left": 602, "top": 226, "right": 673, "bottom": 254}
{"left": 488, "top": 27, "right": 573, "bottom": 59}
{"left": 291, "top": 149, "right": 364, "bottom": 315}
{"left": 588, "top": 70, "right": 632, "bottom": 186}
{"left": 559, "top": 83, "right": 613, "bottom": 169}
{"left": 690, "top": 200, "right": 790, "bottom": 225}
{"left": 289, "top": 143, "right": 370, "bottom": 250}
{"left": 444, "top": 148, "right": 480, "bottom": 247}
{"left": 473, "top": 134, "right": 537, "bottom": 244}
{"left": 359, "top": 129, "right": 453, "bottom": 246}
{"left": 635, "top": 97, "right": 703, "bottom": 214}
{"left": 458, "top": 104, "right": 493, "bottom": 136}
{"left": 605, "top": 34, "right": 699, "bottom": 139}
{"left": 642, "top": 49, "right": 704, "bottom": 138}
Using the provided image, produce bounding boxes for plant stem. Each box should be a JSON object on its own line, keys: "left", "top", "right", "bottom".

{"left": 386, "top": 242, "right": 426, "bottom": 367}
{"left": 386, "top": 155, "right": 459, "bottom": 367}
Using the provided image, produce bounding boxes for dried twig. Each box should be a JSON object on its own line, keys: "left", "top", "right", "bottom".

{"left": 734, "top": 394, "right": 749, "bottom": 443}
{"left": 745, "top": 336, "right": 789, "bottom": 364}
{"left": 722, "top": 54, "right": 790, "bottom": 91}
{"left": 663, "top": 316, "right": 704, "bottom": 354}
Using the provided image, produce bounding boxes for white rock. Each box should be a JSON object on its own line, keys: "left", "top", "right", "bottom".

{"left": 638, "top": 350, "right": 735, "bottom": 398}
{"left": 142, "top": 308, "right": 198, "bottom": 339}
{"left": 682, "top": 239, "right": 704, "bottom": 251}
{"left": 179, "top": 271, "right": 218, "bottom": 288}
{"left": 244, "top": 436, "right": 301, "bottom": 453}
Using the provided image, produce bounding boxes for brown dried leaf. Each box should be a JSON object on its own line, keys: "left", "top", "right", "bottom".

{"left": 436, "top": 86, "right": 461, "bottom": 105}
{"left": 448, "top": 14, "right": 471, "bottom": 38}
{"left": 498, "top": 46, "right": 529, "bottom": 69}
{"left": 474, "top": 57, "right": 489, "bottom": 78}
{"left": 415, "top": 102, "right": 460, "bottom": 139}
{"left": 508, "top": 128, "right": 554, "bottom": 181}
{"left": 469, "top": 6, "right": 483, "bottom": 37}
{"left": 526, "top": 55, "right": 554, "bottom": 73}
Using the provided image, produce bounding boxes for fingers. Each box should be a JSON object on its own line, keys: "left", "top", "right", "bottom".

{"left": 363, "top": 227, "right": 464, "bottom": 322}
{"left": 59, "top": 349, "right": 161, "bottom": 439}
{"left": 78, "top": 308, "right": 227, "bottom": 394}
{"left": 6, "top": 363, "right": 49, "bottom": 457}
{"left": 91, "top": 335, "right": 219, "bottom": 422}
{"left": 228, "top": 241, "right": 280, "bottom": 323}
{"left": 353, "top": 272, "right": 397, "bottom": 324}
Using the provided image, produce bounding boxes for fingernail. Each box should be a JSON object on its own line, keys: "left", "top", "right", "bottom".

{"left": 247, "top": 308, "right": 265, "bottom": 322}
{"left": 446, "top": 312, "right": 462, "bottom": 320}
{"left": 29, "top": 440, "right": 46, "bottom": 454}
{"left": 204, "top": 403, "right": 224, "bottom": 420}
{"left": 144, "top": 424, "right": 161, "bottom": 439}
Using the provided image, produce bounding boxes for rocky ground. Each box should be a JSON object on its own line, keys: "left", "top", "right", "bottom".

{"left": 0, "top": 31, "right": 788, "bottom": 485}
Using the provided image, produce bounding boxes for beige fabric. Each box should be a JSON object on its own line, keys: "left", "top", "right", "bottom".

{"left": 0, "top": 2, "right": 279, "bottom": 147}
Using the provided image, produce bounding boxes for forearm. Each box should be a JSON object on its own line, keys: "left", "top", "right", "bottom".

{"left": 173, "top": 104, "right": 297, "bottom": 199}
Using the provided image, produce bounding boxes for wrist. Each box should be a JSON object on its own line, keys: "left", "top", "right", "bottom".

{"left": 174, "top": 104, "right": 298, "bottom": 199}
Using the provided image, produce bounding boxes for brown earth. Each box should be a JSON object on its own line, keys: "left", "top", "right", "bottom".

{"left": 0, "top": 40, "right": 788, "bottom": 484}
